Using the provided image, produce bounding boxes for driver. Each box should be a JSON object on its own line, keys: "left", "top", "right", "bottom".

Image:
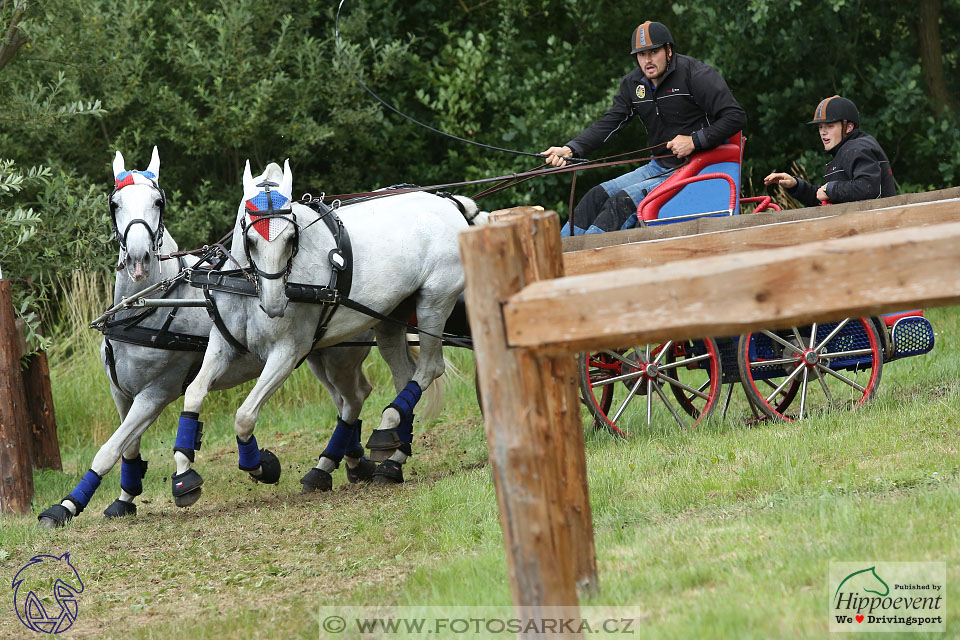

{"left": 541, "top": 21, "right": 747, "bottom": 235}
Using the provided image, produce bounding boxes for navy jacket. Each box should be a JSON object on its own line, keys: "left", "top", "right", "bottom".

{"left": 789, "top": 129, "right": 897, "bottom": 207}
{"left": 565, "top": 53, "right": 747, "bottom": 168}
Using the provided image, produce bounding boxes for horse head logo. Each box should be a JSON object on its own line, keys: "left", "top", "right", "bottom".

{"left": 11, "top": 553, "right": 84, "bottom": 634}
{"left": 834, "top": 565, "right": 890, "bottom": 600}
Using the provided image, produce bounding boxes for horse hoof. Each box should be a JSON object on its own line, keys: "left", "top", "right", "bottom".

{"left": 372, "top": 459, "right": 404, "bottom": 484}
{"left": 299, "top": 467, "right": 332, "bottom": 493}
{"left": 250, "top": 448, "right": 281, "bottom": 484}
{"left": 37, "top": 504, "right": 72, "bottom": 528}
{"left": 172, "top": 468, "right": 204, "bottom": 507}
{"left": 346, "top": 456, "right": 376, "bottom": 483}
{"left": 174, "top": 488, "right": 202, "bottom": 508}
{"left": 103, "top": 499, "right": 137, "bottom": 519}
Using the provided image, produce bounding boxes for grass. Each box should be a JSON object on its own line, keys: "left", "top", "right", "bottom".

{"left": 1, "top": 275, "right": 958, "bottom": 638}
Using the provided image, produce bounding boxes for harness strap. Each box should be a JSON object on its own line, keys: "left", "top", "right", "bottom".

{"left": 300, "top": 202, "right": 353, "bottom": 349}
{"left": 100, "top": 257, "right": 211, "bottom": 353}
{"left": 202, "top": 286, "right": 250, "bottom": 354}
{"left": 103, "top": 338, "right": 122, "bottom": 390}
{"left": 102, "top": 324, "right": 209, "bottom": 352}
{"left": 190, "top": 267, "right": 259, "bottom": 297}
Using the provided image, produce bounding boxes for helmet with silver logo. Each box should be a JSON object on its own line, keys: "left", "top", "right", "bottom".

{"left": 630, "top": 21, "right": 674, "bottom": 55}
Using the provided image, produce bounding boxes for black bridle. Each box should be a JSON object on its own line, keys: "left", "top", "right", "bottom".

{"left": 109, "top": 176, "right": 166, "bottom": 267}
{"left": 240, "top": 180, "right": 300, "bottom": 288}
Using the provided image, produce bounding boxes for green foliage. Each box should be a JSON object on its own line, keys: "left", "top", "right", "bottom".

{"left": 1, "top": 0, "right": 959, "bottom": 341}
{"left": 669, "top": 0, "right": 960, "bottom": 191}
{"left": 0, "top": 160, "right": 50, "bottom": 351}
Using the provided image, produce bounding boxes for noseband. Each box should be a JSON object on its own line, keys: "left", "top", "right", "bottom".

{"left": 240, "top": 180, "right": 299, "bottom": 287}
{"left": 109, "top": 171, "right": 166, "bottom": 266}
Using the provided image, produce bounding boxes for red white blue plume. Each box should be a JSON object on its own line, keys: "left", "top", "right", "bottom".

{"left": 114, "top": 170, "right": 158, "bottom": 190}
{"left": 112, "top": 146, "right": 161, "bottom": 189}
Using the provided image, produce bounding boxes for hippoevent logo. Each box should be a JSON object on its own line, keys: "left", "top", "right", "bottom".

{"left": 829, "top": 562, "right": 945, "bottom": 633}
{"left": 11, "top": 553, "right": 84, "bottom": 634}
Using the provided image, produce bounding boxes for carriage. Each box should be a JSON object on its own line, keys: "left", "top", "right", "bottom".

{"left": 566, "top": 132, "right": 936, "bottom": 434}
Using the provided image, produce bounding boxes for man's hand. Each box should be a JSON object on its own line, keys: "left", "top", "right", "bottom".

{"left": 540, "top": 145, "right": 572, "bottom": 167}
{"left": 666, "top": 134, "right": 695, "bottom": 158}
{"left": 763, "top": 172, "right": 798, "bottom": 189}
{"left": 816, "top": 184, "right": 830, "bottom": 202}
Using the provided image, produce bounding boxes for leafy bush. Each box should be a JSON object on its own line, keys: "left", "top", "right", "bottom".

{"left": 1, "top": 0, "right": 958, "bottom": 348}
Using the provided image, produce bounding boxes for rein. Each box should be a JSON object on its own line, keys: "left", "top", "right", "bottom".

{"left": 321, "top": 146, "right": 677, "bottom": 206}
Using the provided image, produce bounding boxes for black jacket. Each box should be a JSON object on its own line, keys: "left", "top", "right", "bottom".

{"left": 566, "top": 53, "right": 747, "bottom": 168}
{"left": 789, "top": 129, "right": 897, "bottom": 207}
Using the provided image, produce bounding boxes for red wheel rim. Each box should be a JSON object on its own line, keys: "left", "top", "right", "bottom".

{"left": 739, "top": 319, "right": 882, "bottom": 422}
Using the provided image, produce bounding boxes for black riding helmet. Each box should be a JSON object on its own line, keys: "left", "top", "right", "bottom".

{"left": 807, "top": 95, "right": 860, "bottom": 126}
{"left": 630, "top": 21, "right": 674, "bottom": 54}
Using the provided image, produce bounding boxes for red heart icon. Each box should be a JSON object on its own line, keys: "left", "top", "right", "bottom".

{"left": 856, "top": 615, "right": 864, "bottom": 623}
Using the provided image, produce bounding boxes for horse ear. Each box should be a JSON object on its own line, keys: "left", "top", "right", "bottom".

{"left": 147, "top": 146, "right": 160, "bottom": 178}
{"left": 113, "top": 151, "right": 126, "bottom": 179}
{"left": 242, "top": 160, "right": 254, "bottom": 191}
{"left": 280, "top": 159, "right": 293, "bottom": 200}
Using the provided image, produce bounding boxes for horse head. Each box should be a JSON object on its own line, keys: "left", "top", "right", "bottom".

{"left": 110, "top": 146, "right": 167, "bottom": 282}
{"left": 237, "top": 159, "right": 297, "bottom": 318}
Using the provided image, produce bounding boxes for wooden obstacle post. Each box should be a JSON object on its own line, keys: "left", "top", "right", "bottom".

{"left": 460, "top": 211, "right": 594, "bottom": 632}
{"left": 489, "top": 209, "right": 598, "bottom": 594}
{"left": 0, "top": 279, "right": 35, "bottom": 514}
{"left": 17, "top": 325, "right": 61, "bottom": 471}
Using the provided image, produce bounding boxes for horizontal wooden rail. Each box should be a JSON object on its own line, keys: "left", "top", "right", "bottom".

{"left": 505, "top": 220, "right": 960, "bottom": 354}
{"left": 560, "top": 186, "right": 960, "bottom": 252}
{"left": 563, "top": 199, "right": 960, "bottom": 275}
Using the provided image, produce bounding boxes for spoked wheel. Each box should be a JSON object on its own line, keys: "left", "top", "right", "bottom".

{"left": 577, "top": 339, "right": 722, "bottom": 436}
{"left": 737, "top": 318, "right": 883, "bottom": 422}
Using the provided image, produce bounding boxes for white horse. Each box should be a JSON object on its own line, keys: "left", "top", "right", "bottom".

{"left": 170, "top": 160, "right": 482, "bottom": 504}
{"left": 38, "top": 147, "right": 375, "bottom": 527}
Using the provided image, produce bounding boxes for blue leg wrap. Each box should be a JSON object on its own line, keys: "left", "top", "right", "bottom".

{"left": 67, "top": 469, "right": 102, "bottom": 511}
{"left": 119, "top": 455, "right": 148, "bottom": 496}
{"left": 174, "top": 411, "right": 203, "bottom": 462}
{"left": 349, "top": 418, "right": 364, "bottom": 457}
{"left": 388, "top": 381, "right": 423, "bottom": 423}
{"left": 397, "top": 413, "right": 414, "bottom": 445}
{"left": 323, "top": 417, "right": 362, "bottom": 463}
{"left": 237, "top": 435, "right": 261, "bottom": 471}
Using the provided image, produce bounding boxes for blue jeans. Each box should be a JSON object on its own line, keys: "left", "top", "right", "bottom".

{"left": 561, "top": 158, "right": 672, "bottom": 236}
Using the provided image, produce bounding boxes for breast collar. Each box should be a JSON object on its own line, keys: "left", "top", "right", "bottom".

{"left": 191, "top": 198, "right": 353, "bottom": 355}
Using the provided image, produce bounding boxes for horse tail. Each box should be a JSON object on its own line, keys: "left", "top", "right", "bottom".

{"left": 405, "top": 337, "right": 464, "bottom": 421}
{"left": 453, "top": 196, "right": 490, "bottom": 226}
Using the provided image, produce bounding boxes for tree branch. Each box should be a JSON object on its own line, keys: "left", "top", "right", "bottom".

{"left": 0, "top": 0, "right": 28, "bottom": 73}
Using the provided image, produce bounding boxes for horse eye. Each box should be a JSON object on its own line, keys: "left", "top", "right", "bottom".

{"left": 154, "top": 199, "right": 163, "bottom": 208}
